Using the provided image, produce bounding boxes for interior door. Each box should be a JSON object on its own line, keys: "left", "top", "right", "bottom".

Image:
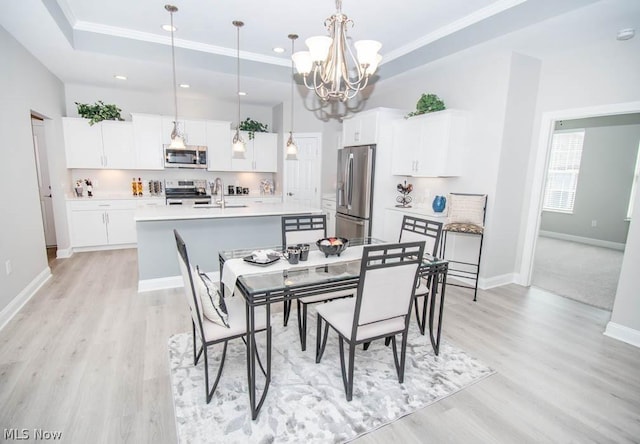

{"left": 284, "top": 133, "right": 321, "bottom": 207}
{"left": 32, "top": 118, "right": 57, "bottom": 246}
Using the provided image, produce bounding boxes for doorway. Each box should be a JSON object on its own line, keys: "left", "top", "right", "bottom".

{"left": 520, "top": 101, "right": 640, "bottom": 310}
{"left": 31, "top": 116, "right": 57, "bottom": 267}
{"left": 530, "top": 115, "right": 640, "bottom": 310}
{"left": 283, "top": 132, "right": 322, "bottom": 208}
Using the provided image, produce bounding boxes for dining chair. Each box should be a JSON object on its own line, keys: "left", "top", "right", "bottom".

{"left": 439, "top": 193, "right": 488, "bottom": 301}
{"left": 399, "top": 215, "right": 443, "bottom": 335}
{"left": 174, "top": 229, "right": 268, "bottom": 403}
{"left": 281, "top": 214, "right": 354, "bottom": 351}
{"left": 315, "top": 241, "right": 425, "bottom": 401}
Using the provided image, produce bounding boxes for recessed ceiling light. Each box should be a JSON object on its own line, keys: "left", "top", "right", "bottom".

{"left": 273, "top": 47, "right": 285, "bottom": 53}
{"left": 179, "top": 83, "right": 190, "bottom": 88}
{"left": 114, "top": 75, "right": 127, "bottom": 80}
{"left": 617, "top": 28, "right": 635, "bottom": 41}
{"left": 162, "top": 24, "right": 176, "bottom": 32}
{"left": 238, "top": 91, "right": 247, "bottom": 96}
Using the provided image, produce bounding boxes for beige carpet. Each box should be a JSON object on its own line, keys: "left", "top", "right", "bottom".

{"left": 532, "top": 236, "right": 623, "bottom": 311}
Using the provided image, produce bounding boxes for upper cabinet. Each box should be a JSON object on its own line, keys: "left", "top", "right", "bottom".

{"left": 63, "top": 114, "right": 275, "bottom": 173}
{"left": 230, "top": 131, "right": 278, "bottom": 172}
{"left": 132, "top": 113, "right": 164, "bottom": 170}
{"left": 391, "top": 109, "right": 468, "bottom": 177}
{"left": 161, "top": 117, "right": 207, "bottom": 145}
{"left": 206, "top": 120, "right": 232, "bottom": 171}
{"left": 342, "top": 110, "right": 380, "bottom": 146}
{"left": 63, "top": 118, "right": 135, "bottom": 169}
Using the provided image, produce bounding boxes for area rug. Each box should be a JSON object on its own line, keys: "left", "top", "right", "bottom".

{"left": 168, "top": 312, "right": 495, "bottom": 443}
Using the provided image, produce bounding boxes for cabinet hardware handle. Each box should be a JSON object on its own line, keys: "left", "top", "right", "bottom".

{"left": 106, "top": 213, "right": 109, "bottom": 224}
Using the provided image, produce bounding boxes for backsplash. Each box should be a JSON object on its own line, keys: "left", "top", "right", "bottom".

{"left": 70, "top": 169, "right": 277, "bottom": 197}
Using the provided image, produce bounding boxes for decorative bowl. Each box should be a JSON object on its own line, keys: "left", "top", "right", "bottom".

{"left": 316, "top": 237, "right": 349, "bottom": 257}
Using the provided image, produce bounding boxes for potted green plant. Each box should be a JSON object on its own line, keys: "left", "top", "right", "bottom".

{"left": 75, "top": 101, "right": 124, "bottom": 125}
{"left": 239, "top": 117, "right": 268, "bottom": 140}
{"left": 406, "top": 93, "right": 446, "bottom": 118}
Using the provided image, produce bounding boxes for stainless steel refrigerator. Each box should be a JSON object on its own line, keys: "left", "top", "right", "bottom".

{"left": 336, "top": 145, "right": 375, "bottom": 239}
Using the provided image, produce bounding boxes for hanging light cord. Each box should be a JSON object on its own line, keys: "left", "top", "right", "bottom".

{"left": 169, "top": 8, "right": 178, "bottom": 125}
{"left": 290, "top": 36, "right": 295, "bottom": 134}
{"left": 235, "top": 22, "right": 241, "bottom": 130}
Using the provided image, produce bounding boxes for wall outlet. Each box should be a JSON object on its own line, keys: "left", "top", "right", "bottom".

{"left": 5, "top": 260, "right": 11, "bottom": 275}
{"left": 591, "top": 220, "right": 598, "bottom": 227}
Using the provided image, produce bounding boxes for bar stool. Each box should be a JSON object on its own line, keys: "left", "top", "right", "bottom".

{"left": 439, "top": 193, "right": 488, "bottom": 301}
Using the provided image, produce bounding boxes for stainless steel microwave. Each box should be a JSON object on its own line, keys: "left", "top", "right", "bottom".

{"left": 164, "top": 145, "right": 208, "bottom": 169}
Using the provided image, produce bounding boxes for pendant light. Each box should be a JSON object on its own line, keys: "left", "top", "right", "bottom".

{"left": 286, "top": 34, "right": 299, "bottom": 161}
{"left": 165, "top": 4, "right": 185, "bottom": 149}
{"left": 232, "top": 20, "right": 246, "bottom": 159}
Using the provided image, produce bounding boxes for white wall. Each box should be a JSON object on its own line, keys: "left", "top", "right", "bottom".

{"left": 0, "top": 26, "right": 67, "bottom": 314}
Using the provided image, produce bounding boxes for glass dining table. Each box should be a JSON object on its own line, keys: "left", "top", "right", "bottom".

{"left": 218, "top": 237, "right": 449, "bottom": 420}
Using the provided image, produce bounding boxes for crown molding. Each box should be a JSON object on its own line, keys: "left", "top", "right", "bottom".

{"left": 382, "top": 0, "right": 527, "bottom": 65}
{"left": 73, "top": 20, "right": 290, "bottom": 67}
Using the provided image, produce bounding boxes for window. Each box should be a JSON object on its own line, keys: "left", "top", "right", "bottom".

{"left": 627, "top": 144, "right": 640, "bottom": 219}
{"left": 543, "top": 129, "right": 585, "bottom": 213}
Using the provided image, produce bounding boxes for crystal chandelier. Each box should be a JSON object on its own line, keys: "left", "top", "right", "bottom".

{"left": 286, "top": 34, "right": 298, "bottom": 161}
{"left": 232, "top": 20, "right": 246, "bottom": 159}
{"left": 165, "top": 4, "right": 186, "bottom": 149}
{"left": 292, "top": 0, "right": 382, "bottom": 102}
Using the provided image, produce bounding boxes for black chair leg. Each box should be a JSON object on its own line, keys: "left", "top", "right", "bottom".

{"left": 297, "top": 300, "right": 308, "bottom": 351}
{"left": 283, "top": 299, "right": 291, "bottom": 326}
{"left": 363, "top": 342, "right": 371, "bottom": 350}
{"left": 205, "top": 341, "right": 229, "bottom": 403}
{"left": 316, "top": 315, "right": 330, "bottom": 363}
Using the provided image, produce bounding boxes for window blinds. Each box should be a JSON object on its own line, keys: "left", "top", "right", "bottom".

{"left": 543, "top": 130, "right": 585, "bottom": 213}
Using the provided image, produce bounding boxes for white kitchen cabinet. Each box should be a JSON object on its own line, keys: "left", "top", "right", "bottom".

{"left": 63, "top": 118, "right": 103, "bottom": 168}
{"left": 161, "top": 117, "right": 208, "bottom": 145}
{"left": 322, "top": 198, "right": 337, "bottom": 237}
{"left": 67, "top": 200, "right": 137, "bottom": 248}
{"left": 252, "top": 132, "right": 278, "bottom": 172}
{"left": 230, "top": 131, "right": 278, "bottom": 172}
{"left": 132, "top": 113, "right": 164, "bottom": 170}
{"left": 342, "top": 110, "right": 380, "bottom": 146}
{"left": 100, "top": 121, "right": 135, "bottom": 169}
{"left": 63, "top": 118, "right": 135, "bottom": 169}
{"left": 391, "top": 109, "right": 468, "bottom": 177}
{"left": 206, "top": 120, "right": 232, "bottom": 171}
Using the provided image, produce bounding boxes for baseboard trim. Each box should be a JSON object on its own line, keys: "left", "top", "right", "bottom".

{"left": 479, "top": 273, "right": 517, "bottom": 289}
{"left": 604, "top": 322, "right": 640, "bottom": 349}
{"left": 73, "top": 243, "right": 136, "bottom": 253}
{"left": 138, "top": 273, "right": 221, "bottom": 293}
{"left": 539, "top": 231, "right": 625, "bottom": 251}
{"left": 0, "top": 267, "right": 52, "bottom": 331}
{"left": 138, "top": 276, "right": 183, "bottom": 293}
{"left": 56, "top": 248, "right": 73, "bottom": 259}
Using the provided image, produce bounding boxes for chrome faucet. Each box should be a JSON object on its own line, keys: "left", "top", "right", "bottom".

{"left": 213, "top": 177, "right": 225, "bottom": 208}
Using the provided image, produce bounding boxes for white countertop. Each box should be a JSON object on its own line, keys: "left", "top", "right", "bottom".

{"left": 135, "top": 202, "right": 323, "bottom": 222}
{"left": 386, "top": 206, "right": 448, "bottom": 219}
{"left": 66, "top": 193, "right": 165, "bottom": 201}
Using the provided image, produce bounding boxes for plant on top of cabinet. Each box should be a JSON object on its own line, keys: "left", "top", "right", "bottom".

{"left": 75, "top": 101, "right": 124, "bottom": 125}
{"left": 239, "top": 117, "right": 268, "bottom": 140}
{"left": 405, "top": 93, "right": 446, "bottom": 118}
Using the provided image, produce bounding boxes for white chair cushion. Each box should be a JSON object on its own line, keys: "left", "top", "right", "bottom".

{"left": 414, "top": 277, "right": 430, "bottom": 297}
{"left": 316, "top": 298, "right": 406, "bottom": 342}
{"left": 201, "top": 296, "right": 267, "bottom": 342}
{"left": 446, "top": 194, "right": 486, "bottom": 227}
{"left": 193, "top": 267, "right": 229, "bottom": 328}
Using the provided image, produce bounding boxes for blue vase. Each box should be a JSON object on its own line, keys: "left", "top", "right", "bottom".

{"left": 432, "top": 195, "right": 446, "bottom": 213}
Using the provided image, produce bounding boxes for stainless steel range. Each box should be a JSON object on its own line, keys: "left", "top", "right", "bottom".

{"left": 164, "top": 179, "right": 211, "bottom": 206}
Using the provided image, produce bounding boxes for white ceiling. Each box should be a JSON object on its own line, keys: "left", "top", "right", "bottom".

{"left": 0, "top": 0, "right": 619, "bottom": 106}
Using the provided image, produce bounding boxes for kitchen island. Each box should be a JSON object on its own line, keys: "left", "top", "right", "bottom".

{"left": 135, "top": 202, "right": 324, "bottom": 291}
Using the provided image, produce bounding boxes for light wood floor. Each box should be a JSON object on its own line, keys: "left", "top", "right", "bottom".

{"left": 1, "top": 248, "right": 639, "bottom": 443}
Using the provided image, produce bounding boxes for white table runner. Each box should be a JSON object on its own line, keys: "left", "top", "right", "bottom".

{"left": 221, "top": 246, "right": 365, "bottom": 295}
